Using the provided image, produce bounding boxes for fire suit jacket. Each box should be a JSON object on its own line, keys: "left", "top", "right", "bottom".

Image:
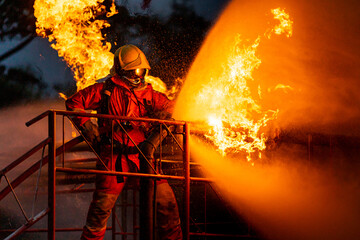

{"left": 65, "top": 75, "right": 174, "bottom": 170}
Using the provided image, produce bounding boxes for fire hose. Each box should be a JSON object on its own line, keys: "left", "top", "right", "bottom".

{"left": 139, "top": 123, "right": 176, "bottom": 240}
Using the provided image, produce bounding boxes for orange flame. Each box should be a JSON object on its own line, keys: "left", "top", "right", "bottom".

{"left": 176, "top": 8, "right": 293, "bottom": 162}
{"left": 58, "top": 92, "right": 67, "bottom": 100}
{"left": 200, "top": 8, "right": 292, "bottom": 160}
{"left": 196, "top": 36, "right": 274, "bottom": 159}
{"left": 266, "top": 8, "right": 293, "bottom": 38}
{"left": 145, "top": 75, "right": 184, "bottom": 100}
{"left": 145, "top": 75, "right": 167, "bottom": 95}
{"left": 34, "top": 0, "right": 118, "bottom": 90}
{"left": 34, "top": 0, "right": 173, "bottom": 97}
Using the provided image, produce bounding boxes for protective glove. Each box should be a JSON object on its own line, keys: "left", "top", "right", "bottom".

{"left": 80, "top": 120, "right": 101, "bottom": 146}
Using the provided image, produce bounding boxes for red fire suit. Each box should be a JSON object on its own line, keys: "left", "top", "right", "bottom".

{"left": 66, "top": 75, "right": 182, "bottom": 240}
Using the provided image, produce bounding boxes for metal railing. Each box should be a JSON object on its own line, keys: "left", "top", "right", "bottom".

{"left": 0, "top": 109, "right": 255, "bottom": 240}
{"left": 48, "top": 110, "right": 192, "bottom": 240}
{"left": 1, "top": 110, "right": 198, "bottom": 240}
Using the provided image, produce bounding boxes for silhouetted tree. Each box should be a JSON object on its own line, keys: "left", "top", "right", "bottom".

{"left": 0, "top": 0, "right": 36, "bottom": 40}
{"left": 0, "top": 0, "right": 36, "bottom": 62}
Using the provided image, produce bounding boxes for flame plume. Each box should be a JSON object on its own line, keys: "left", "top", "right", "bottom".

{"left": 197, "top": 36, "right": 269, "bottom": 159}
{"left": 202, "top": 8, "right": 292, "bottom": 160}
{"left": 34, "top": 0, "right": 170, "bottom": 95}
{"left": 34, "top": 0, "right": 118, "bottom": 90}
{"left": 175, "top": 8, "right": 293, "bottom": 162}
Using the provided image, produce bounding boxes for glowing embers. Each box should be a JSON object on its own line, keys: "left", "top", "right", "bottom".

{"left": 196, "top": 8, "right": 292, "bottom": 162}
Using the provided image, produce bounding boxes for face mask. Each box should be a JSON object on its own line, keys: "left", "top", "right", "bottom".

{"left": 122, "top": 69, "right": 148, "bottom": 87}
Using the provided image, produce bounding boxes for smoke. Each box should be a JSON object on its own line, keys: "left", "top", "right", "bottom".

{"left": 173, "top": 0, "right": 360, "bottom": 239}
{"left": 0, "top": 100, "right": 91, "bottom": 239}
{"left": 191, "top": 136, "right": 360, "bottom": 240}
{"left": 253, "top": 0, "right": 360, "bottom": 136}
{"left": 0, "top": 100, "right": 65, "bottom": 165}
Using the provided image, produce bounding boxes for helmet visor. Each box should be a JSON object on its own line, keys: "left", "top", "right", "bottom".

{"left": 123, "top": 68, "right": 147, "bottom": 80}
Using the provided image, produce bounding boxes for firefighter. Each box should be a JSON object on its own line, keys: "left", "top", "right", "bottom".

{"left": 65, "top": 44, "right": 183, "bottom": 240}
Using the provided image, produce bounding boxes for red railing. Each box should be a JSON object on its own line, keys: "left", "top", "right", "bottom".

{"left": 0, "top": 110, "right": 201, "bottom": 240}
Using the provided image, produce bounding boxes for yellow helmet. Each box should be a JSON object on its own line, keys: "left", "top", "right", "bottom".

{"left": 110, "top": 45, "right": 150, "bottom": 72}
{"left": 110, "top": 45, "right": 151, "bottom": 87}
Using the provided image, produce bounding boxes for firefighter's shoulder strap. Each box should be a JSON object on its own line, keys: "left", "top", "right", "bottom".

{"left": 99, "top": 78, "right": 115, "bottom": 115}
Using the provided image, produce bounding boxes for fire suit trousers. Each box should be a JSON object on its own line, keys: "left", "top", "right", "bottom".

{"left": 80, "top": 182, "right": 182, "bottom": 240}
{"left": 80, "top": 158, "right": 182, "bottom": 240}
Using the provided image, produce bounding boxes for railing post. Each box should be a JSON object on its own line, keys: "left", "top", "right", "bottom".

{"left": 48, "top": 111, "right": 56, "bottom": 240}
{"left": 183, "top": 123, "right": 190, "bottom": 240}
